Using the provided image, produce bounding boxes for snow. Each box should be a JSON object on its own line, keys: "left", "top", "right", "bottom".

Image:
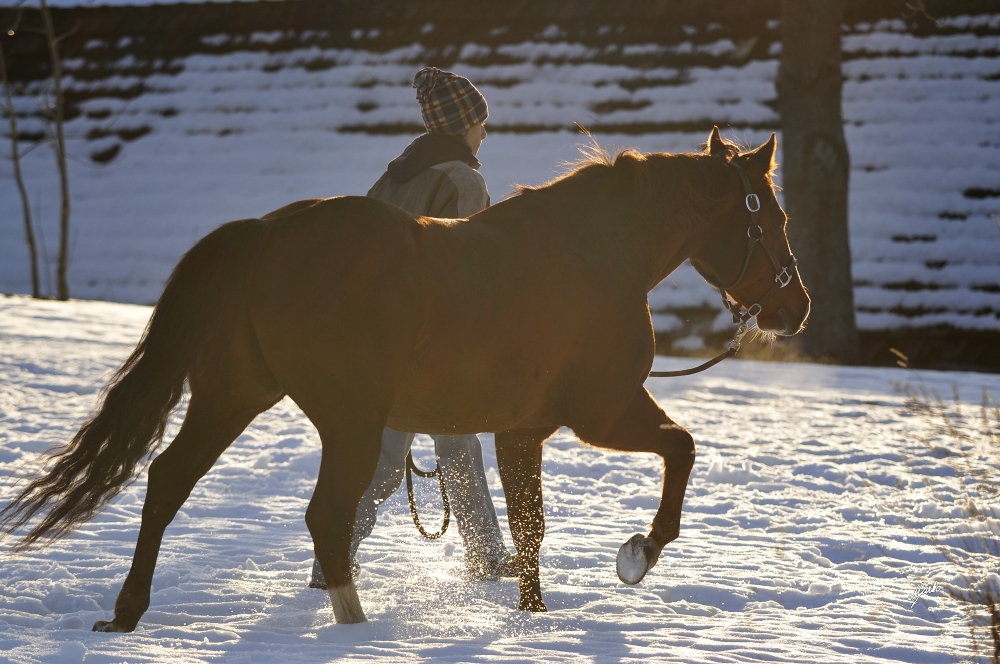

{"left": 2, "top": 295, "right": 999, "bottom": 661}
{"left": 0, "top": 15, "right": 998, "bottom": 333}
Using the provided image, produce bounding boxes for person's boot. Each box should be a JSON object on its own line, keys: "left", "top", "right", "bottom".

{"left": 494, "top": 553, "right": 519, "bottom": 578}
{"left": 465, "top": 552, "right": 519, "bottom": 581}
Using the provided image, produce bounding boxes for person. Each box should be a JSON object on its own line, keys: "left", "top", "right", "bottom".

{"left": 310, "top": 67, "right": 516, "bottom": 587}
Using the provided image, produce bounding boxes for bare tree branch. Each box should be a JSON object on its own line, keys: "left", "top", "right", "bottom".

{"left": 54, "top": 20, "right": 81, "bottom": 44}
{"left": 38, "top": 0, "right": 71, "bottom": 301}
{"left": 0, "top": 29, "right": 41, "bottom": 297}
{"left": 13, "top": 135, "right": 49, "bottom": 158}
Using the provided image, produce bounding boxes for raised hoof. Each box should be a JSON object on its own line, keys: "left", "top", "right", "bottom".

{"left": 92, "top": 619, "right": 133, "bottom": 633}
{"left": 616, "top": 533, "right": 661, "bottom": 585}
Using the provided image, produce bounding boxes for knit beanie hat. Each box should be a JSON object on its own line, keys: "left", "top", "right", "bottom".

{"left": 413, "top": 67, "right": 489, "bottom": 136}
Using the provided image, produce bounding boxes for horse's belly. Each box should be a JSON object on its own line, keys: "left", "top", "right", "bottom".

{"left": 386, "top": 377, "right": 556, "bottom": 435}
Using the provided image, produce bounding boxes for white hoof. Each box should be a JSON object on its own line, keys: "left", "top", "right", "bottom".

{"left": 616, "top": 533, "right": 661, "bottom": 585}
{"left": 328, "top": 582, "right": 367, "bottom": 624}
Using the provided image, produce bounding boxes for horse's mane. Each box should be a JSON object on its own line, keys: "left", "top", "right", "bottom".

{"left": 511, "top": 138, "right": 649, "bottom": 197}
{"left": 511, "top": 135, "right": 748, "bottom": 232}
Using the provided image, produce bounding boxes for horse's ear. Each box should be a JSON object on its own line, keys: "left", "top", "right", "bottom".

{"left": 747, "top": 133, "right": 777, "bottom": 173}
{"left": 707, "top": 126, "right": 727, "bottom": 158}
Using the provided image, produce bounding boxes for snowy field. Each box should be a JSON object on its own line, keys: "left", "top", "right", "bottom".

{"left": 2, "top": 296, "right": 999, "bottom": 663}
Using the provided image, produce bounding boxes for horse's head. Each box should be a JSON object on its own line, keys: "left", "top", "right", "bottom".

{"left": 689, "top": 128, "right": 810, "bottom": 337}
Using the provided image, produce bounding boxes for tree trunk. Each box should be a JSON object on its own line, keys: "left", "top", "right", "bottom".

{"left": 777, "top": 0, "right": 859, "bottom": 363}
{"left": 0, "top": 34, "right": 41, "bottom": 297}
{"left": 40, "top": 0, "right": 71, "bottom": 301}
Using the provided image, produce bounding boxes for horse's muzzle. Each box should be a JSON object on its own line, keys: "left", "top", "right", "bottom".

{"left": 777, "top": 304, "right": 809, "bottom": 336}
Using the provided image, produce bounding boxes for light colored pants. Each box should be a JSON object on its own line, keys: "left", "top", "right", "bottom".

{"left": 311, "top": 428, "right": 510, "bottom": 583}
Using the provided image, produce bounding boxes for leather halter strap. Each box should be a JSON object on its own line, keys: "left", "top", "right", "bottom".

{"left": 649, "top": 160, "right": 799, "bottom": 379}
{"left": 710, "top": 161, "right": 798, "bottom": 327}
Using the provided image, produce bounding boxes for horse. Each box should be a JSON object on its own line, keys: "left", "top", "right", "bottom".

{"left": 0, "top": 128, "right": 809, "bottom": 629}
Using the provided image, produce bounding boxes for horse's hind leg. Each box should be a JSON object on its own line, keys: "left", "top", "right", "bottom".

{"left": 94, "top": 329, "right": 283, "bottom": 632}
{"left": 577, "top": 387, "right": 695, "bottom": 586}
{"left": 494, "top": 427, "right": 558, "bottom": 612}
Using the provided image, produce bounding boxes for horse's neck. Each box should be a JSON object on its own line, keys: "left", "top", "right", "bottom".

{"left": 482, "top": 179, "right": 700, "bottom": 293}
{"left": 567, "top": 188, "right": 700, "bottom": 294}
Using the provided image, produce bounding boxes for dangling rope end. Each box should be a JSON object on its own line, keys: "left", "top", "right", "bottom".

{"left": 405, "top": 451, "right": 450, "bottom": 540}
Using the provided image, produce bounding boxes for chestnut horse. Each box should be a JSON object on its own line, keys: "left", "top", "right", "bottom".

{"left": 0, "top": 128, "right": 809, "bottom": 628}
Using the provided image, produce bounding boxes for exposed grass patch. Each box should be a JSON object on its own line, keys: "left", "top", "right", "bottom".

{"left": 616, "top": 73, "right": 690, "bottom": 91}
{"left": 882, "top": 281, "right": 956, "bottom": 291}
{"left": 589, "top": 99, "right": 652, "bottom": 115}
{"left": 90, "top": 144, "right": 121, "bottom": 164}
{"left": 85, "top": 125, "right": 151, "bottom": 142}
{"left": 965, "top": 187, "right": 1000, "bottom": 199}
{"left": 892, "top": 234, "right": 937, "bottom": 243}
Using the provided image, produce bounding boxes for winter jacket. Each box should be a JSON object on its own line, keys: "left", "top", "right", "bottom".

{"left": 367, "top": 133, "right": 490, "bottom": 218}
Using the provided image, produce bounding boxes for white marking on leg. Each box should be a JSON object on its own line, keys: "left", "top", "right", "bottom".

{"left": 328, "top": 581, "right": 367, "bottom": 624}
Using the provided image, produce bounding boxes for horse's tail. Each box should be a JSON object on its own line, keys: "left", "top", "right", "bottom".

{"left": 0, "top": 218, "right": 269, "bottom": 551}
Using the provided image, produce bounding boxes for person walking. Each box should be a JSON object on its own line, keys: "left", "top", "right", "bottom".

{"left": 310, "top": 67, "right": 516, "bottom": 588}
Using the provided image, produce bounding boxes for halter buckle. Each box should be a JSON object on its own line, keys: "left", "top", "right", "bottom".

{"left": 775, "top": 265, "right": 793, "bottom": 288}
{"left": 747, "top": 303, "right": 762, "bottom": 318}
{"left": 745, "top": 193, "right": 760, "bottom": 213}
{"left": 727, "top": 321, "right": 751, "bottom": 351}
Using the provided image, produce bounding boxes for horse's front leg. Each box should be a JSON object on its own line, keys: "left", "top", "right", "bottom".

{"left": 578, "top": 386, "right": 695, "bottom": 585}
{"left": 494, "top": 427, "right": 557, "bottom": 612}
{"left": 304, "top": 417, "right": 384, "bottom": 625}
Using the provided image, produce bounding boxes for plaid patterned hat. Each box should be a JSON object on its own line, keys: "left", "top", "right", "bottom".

{"left": 413, "top": 67, "right": 489, "bottom": 136}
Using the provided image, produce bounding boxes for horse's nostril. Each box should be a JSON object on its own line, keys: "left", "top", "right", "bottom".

{"left": 778, "top": 308, "right": 794, "bottom": 335}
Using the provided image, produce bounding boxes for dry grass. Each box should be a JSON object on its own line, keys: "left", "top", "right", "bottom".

{"left": 890, "top": 350, "right": 1000, "bottom": 663}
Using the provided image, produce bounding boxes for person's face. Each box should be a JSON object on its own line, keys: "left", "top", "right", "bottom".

{"left": 462, "top": 122, "right": 487, "bottom": 156}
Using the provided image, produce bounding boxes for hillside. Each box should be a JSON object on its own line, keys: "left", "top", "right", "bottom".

{"left": 1, "top": 0, "right": 998, "bottom": 368}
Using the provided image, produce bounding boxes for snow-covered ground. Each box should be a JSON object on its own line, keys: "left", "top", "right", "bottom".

{"left": 2, "top": 15, "right": 999, "bottom": 333}
{"left": 2, "top": 295, "right": 999, "bottom": 663}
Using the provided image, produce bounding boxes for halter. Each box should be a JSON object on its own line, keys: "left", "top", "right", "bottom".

{"left": 649, "top": 159, "right": 799, "bottom": 378}
{"left": 705, "top": 160, "right": 799, "bottom": 350}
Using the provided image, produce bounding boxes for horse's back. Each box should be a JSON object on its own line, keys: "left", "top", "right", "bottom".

{"left": 245, "top": 198, "right": 571, "bottom": 432}
{"left": 256, "top": 196, "right": 422, "bottom": 293}
{"left": 244, "top": 195, "right": 652, "bottom": 435}
{"left": 260, "top": 198, "right": 324, "bottom": 221}
{"left": 389, "top": 210, "right": 653, "bottom": 434}
{"left": 248, "top": 196, "right": 426, "bottom": 414}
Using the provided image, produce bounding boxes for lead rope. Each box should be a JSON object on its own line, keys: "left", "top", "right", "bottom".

{"left": 648, "top": 320, "right": 750, "bottom": 377}
{"left": 405, "top": 451, "right": 450, "bottom": 539}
